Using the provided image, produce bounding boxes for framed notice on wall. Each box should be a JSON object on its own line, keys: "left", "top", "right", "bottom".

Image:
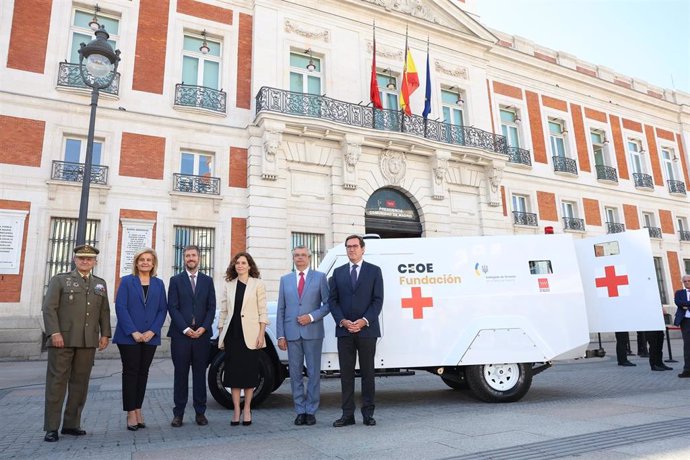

{"left": 0, "top": 210, "right": 29, "bottom": 275}
{"left": 119, "top": 219, "right": 155, "bottom": 278}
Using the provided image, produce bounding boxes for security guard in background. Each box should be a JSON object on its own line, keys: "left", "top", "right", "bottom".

{"left": 42, "top": 244, "right": 111, "bottom": 442}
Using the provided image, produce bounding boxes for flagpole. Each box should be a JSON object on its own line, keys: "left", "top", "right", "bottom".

{"left": 400, "top": 25, "right": 408, "bottom": 133}
{"left": 423, "top": 35, "right": 429, "bottom": 138}
{"left": 372, "top": 20, "right": 377, "bottom": 129}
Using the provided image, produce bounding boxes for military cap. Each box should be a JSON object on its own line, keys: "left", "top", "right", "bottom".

{"left": 73, "top": 244, "right": 99, "bottom": 257}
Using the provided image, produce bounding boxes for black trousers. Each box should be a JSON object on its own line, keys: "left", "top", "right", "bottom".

{"left": 170, "top": 335, "right": 210, "bottom": 417}
{"left": 645, "top": 330, "right": 664, "bottom": 368}
{"left": 681, "top": 319, "right": 690, "bottom": 372}
{"left": 637, "top": 331, "right": 647, "bottom": 353}
{"left": 117, "top": 344, "right": 157, "bottom": 412}
{"left": 615, "top": 332, "right": 630, "bottom": 364}
{"left": 337, "top": 335, "right": 377, "bottom": 418}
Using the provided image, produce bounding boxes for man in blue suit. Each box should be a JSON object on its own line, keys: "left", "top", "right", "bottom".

{"left": 328, "top": 235, "right": 384, "bottom": 427}
{"left": 277, "top": 245, "right": 330, "bottom": 426}
{"left": 674, "top": 274, "right": 690, "bottom": 378}
{"left": 167, "top": 245, "right": 216, "bottom": 426}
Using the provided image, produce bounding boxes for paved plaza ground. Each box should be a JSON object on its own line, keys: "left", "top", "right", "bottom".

{"left": 1, "top": 337, "right": 689, "bottom": 459}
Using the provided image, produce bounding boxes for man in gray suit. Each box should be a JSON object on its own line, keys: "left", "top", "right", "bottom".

{"left": 277, "top": 246, "right": 330, "bottom": 426}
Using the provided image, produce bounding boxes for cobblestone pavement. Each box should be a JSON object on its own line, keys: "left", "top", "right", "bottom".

{"left": 1, "top": 338, "right": 689, "bottom": 459}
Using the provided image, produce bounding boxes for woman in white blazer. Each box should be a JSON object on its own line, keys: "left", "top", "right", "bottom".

{"left": 217, "top": 252, "right": 268, "bottom": 426}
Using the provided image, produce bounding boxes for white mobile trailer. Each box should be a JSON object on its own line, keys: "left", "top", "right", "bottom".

{"left": 208, "top": 230, "right": 664, "bottom": 406}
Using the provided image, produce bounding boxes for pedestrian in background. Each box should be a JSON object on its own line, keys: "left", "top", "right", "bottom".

{"left": 113, "top": 248, "right": 168, "bottom": 430}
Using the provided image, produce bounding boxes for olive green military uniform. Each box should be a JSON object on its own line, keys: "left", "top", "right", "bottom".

{"left": 42, "top": 269, "right": 111, "bottom": 432}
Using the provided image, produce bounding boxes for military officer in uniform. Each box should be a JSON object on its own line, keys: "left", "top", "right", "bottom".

{"left": 42, "top": 244, "right": 111, "bottom": 442}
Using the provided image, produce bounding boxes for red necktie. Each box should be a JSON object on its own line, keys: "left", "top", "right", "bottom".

{"left": 298, "top": 272, "right": 305, "bottom": 298}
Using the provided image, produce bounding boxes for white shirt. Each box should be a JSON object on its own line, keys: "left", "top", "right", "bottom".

{"left": 686, "top": 290, "right": 690, "bottom": 318}
{"left": 183, "top": 270, "right": 199, "bottom": 335}
{"left": 345, "top": 260, "right": 368, "bottom": 327}
{"left": 296, "top": 267, "right": 310, "bottom": 287}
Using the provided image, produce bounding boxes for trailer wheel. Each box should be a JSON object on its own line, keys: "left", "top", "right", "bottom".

{"left": 207, "top": 350, "right": 276, "bottom": 409}
{"left": 466, "top": 363, "right": 532, "bottom": 403}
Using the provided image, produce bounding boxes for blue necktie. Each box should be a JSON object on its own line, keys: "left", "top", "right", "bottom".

{"left": 350, "top": 264, "right": 358, "bottom": 289}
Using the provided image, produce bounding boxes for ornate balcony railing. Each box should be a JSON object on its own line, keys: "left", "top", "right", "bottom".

{"left": 552, "top": 156, "right": 578, "bottom": 175}
{"left": 645, "top": 226, "right": 662, "bottom": 239}
{"left": 595, "top": 164, "right": 618, "bottom": 183}
{"left": 51, "top": 160, "right": 108, "bottom": 185}
{"left": 173, "top": 173, "right": 220, "bottom": 195}
{"left": 633, "top": 172, "right": 654, "bottom": 189}
{"left": 507, "top": 146, "right": 532, "bottom": 166}
{"left": 668, "top": 179, "right": 687, "bottom": 195}
{"left": 174, "top": 84, "right": 227, "bottom": 113}
{"left": 563, "top": 216, "right": 585, "bottom": 231}
{"left": 606, "top": 222, "right": 626, "bottom": 234}
{"left": 57, "top": 62, "right": 120, "bottom": 95}
{"left": 512, "top": 211, "right": 538, "bottom": 226}
{"left": 680, "top": 230, "right": 690, "bottom": 241}
{"left": 255, "top": 87, "right": 508, "bottom": 155}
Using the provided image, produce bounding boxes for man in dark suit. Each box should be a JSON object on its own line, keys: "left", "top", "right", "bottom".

{"left": 42, "top": 244, "right": 111, "bottom": 442}
{"left": 328, "top": 235, "right": 384, "bottom": 427}
{"left": 167, "top": 245, "right": 216, "bottom": 426}
{"left": 674, "top": 274, "right": 690, "bottom": 378}
{"left": 277, "top": 245, "right": 330, "bottom": 426}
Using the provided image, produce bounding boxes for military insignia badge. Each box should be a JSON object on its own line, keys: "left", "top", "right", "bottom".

{"left": 95, "top": 284, "right": 106, "bottom": 294}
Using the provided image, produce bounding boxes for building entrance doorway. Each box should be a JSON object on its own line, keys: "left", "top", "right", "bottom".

{"left": 364, "top": 188, "right": 422, "bottom": 239}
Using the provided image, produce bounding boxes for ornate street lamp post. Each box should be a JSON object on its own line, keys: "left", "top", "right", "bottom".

{"left": 75, "top": 25, "right": 120, "bottom": 245}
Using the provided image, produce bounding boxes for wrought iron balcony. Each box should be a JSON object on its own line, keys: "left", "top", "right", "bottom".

{"left": 552, "top": 156, "right": 578, "bottom": 175}
{"left": 668, "top": 179, "right": 687, "bottom": 195}
{"left": 606, "top": 222, "right": 625, "bottom": 234}
{"left": 507, "top": 146, "right": 532, "bottom": 166}
{"left": 645, "top": 226, "right": 662, "bottom": 239}
{"left": 173, "top": 173, "right": 220, "bottom": 195}
{"left": 595, "top": 164, "right": 618, "bottom": 183}
{"left": 255, "top": 87, "right": 508, "bottom": 155}
{"left": 633, "top": 172, "right": 654, "bottom": 189}
{"left": 57, "top": 62, "right": 120, "bottom": 95}
{"left": 680, "top": 230, "right": 690, "bottom": 241}
{"left": 174, "top": 84, "right": 227, "bottom": 113}
{"left": 563, "top": 216, "right": 585, "bottom": 231}
{"left": 512, "top": 211, "right": 538, "bottom": 226}
{"left": 51, "top": 160, "right": 108, "bottom": 185}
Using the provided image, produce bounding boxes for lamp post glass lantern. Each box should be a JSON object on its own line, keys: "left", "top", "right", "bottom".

{"left": 75, "top": 25, "right": 120, "bottom": 246}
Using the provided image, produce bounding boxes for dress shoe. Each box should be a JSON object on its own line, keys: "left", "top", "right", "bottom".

{"left": 333, "top": 416, "right": 355, "bottom": 427}
{"left": 651, "top": 365, "right": 666, "bottom": 371}
{"left": 44, "top": 431, "right": 59, "bottom": 442}
{"left": 363, "top": 416, "right": 376, "bottom": 426}
{"left": 171, "top": 415, "right": 183, "bottom": 427}
{"left": 678, "top": 371, "right": 690, "bottom": 378}
{"left": 242, "top": 411, "right": 252, "bottom": 426}
{"left": 294, "top": 413, "right": 306, "bottom": 426}
{"left": 136, "top": 422, "right": 146, "bottom": 429}
{"left": 230, "top": 420, "right": 240, "bottom": 426}
{"left": 61, "top": 428, "right": 86, "bottom": 436}
{"left": 195, "top": 413, "right": 208, "bottom": 426}
{"left": 127, "top": 424, "right": 138, "bottom": 431}
{"left": 661, "top": 365, "right": 673, "bottom": 371}
{"left": 305, "top": 414, "right": 316, "bottom": 426}
{"left": 618, "top": 361, "right": 636, "bottom": 367}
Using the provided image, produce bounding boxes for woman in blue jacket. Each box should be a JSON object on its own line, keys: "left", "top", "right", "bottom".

{"left": 113, "top": 248, "right": 168, "bottom": 430}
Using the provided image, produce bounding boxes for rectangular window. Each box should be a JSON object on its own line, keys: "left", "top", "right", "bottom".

{"left": 593, "top": 241, "right": 620, "bottom": 257}
{"left": 591, "top": 130, "right": 605, "bottom": 166}
{"left": 500, "top": 108, "right": 520, "bottom": 148}
{"left": 528, "top": 260, "right": 553, "bottom": 274}
{"left": 180, "top": 151, "right": 213, "bottom": 176}
{"left": 441, "top": 89, "right": 465, "bottom": 145}
{"left": 291, "top": 232, "right": 325, "bottom": 270}
{"left": 44, "top": 217, "right": 99, "bottom": 292}
{"left": 653, "top": 257, "right": 668, "bottom": 304}
{"left": 562, "top": 201, "right": 576, "bottom": 218}
{"left": 64, "top": 136, "right": 103, "bottom": 165}
{"left": 678, "top": 217, "right": 688, "bottom": 232}
{"left": 182, "top": 34, "right": 221, "bottom": 89}
{"left": 684, "top": 258, "right": 690, "bottom": 275}
{"left": 642, "top": 212, "right": 655, "bottom": 228}
{"left": 289, "top": 52, "right": 321, "bottom": 94}
{"left": 377, "top": 72, "right": 398, "bottom": 110}
{"left": 605, "top": 207, "right": 618, "bottom": 223}
{"left": 548, "top": 119, "right": 566, "bottom": 157}
{"left": 69, "top": 9, "right": 119, "bottom": 63}
{"left": 660, "top": 147, "right": 678, "bottom": 181}
{"left": 172, "top": 226, "right": 215, "bottom": 276}
{"left": 627, "top": 139, "right": 644, "bottom": 174}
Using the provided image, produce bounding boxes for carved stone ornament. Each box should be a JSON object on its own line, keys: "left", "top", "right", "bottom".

{"left": 380, "top": 150, "right": 406, "bottom": 185}
{"left": 262, "top": 130, "right": 282, "bottom": 180}
{"left": 284, "top": 20, "right": 330, "bottom": 43}
{"left": 362, "top": 0, "right": 449, "bottom": 27}
{"left": 486, "top": 165, "right": 504, "bottom": 207}
{"left": 434, "top": 60, "right": 468, "bottom": 80}
{"left": 431, "top": 150, "right": 450, "bottom": 200}
{"left": 341, "top": 137, "right": 362, "bottom": 189}
{"left": 366, "top": 41, "right": 404, "bottom": 61}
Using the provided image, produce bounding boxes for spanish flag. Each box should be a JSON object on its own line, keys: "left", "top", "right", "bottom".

{"left": 400, "top": 29, "right": 419, "bottom": 115}
{"left": 370, "top": 21, "right": 383, "bottom": 109}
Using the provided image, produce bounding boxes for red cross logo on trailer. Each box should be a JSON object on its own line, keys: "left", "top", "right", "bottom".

{"left": 401, "top": 286, "right": 433, "bottom": 319}
{"left": 594, "top": 265, "right": 629, "bottom": 297}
